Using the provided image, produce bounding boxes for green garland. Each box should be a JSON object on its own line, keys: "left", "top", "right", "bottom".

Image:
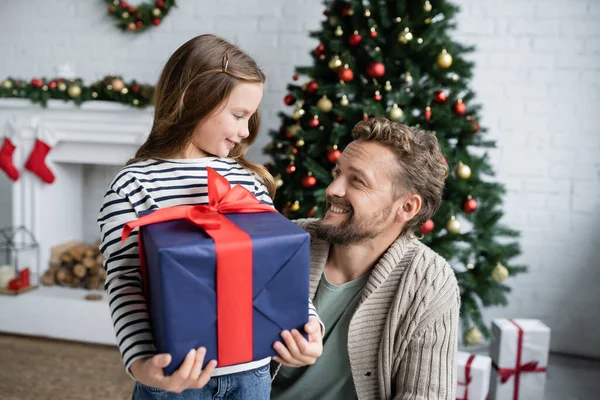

{"left": 105, "top": 0, "right": 176, "bottom": 33}
{"left": 0, "top": 76, "right": 154, "bottom": 109}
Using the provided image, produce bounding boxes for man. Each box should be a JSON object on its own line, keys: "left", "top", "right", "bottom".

{"left": 271, "top": 117, "right": 460, "bottom": 400}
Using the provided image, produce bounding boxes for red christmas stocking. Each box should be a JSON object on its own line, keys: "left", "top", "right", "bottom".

{"left": 0, "top": 136, "right": 19, "bottom": 181}
{"left": 25, "top": 125, "right": 56, "bottom": 184}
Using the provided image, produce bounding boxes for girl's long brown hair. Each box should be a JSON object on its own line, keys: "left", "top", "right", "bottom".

{"left": 127, "top": 34, "right": 275, "bottom": 198}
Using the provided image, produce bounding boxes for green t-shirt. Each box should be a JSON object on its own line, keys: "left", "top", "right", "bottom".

{"left": 271, "top": 272, "right": 369, "bottom": 400}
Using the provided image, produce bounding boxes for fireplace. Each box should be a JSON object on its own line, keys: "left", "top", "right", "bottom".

{"left": 0, "top": 98, "right": 153, "bottom": 345}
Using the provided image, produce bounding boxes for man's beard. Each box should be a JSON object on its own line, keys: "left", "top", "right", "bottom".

{"left": 314, "top": 196, "right": 392, "bottom": 246}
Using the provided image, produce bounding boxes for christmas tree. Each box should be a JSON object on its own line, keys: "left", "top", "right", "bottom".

{"left": 263, "top": 0, "right": 526, "bottom": 344}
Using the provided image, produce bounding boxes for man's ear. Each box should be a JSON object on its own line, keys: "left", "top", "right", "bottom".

{"left": 395, "top": 193, "right": 422, "bottom": 224}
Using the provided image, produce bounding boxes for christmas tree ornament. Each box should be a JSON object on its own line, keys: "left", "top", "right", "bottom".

{"left": 286, "top": 164, "right": 296, "bottom": 174}
{"left": 328, "top": 146, "right": 341, "bottom": 163}
{"left": 288, "top": 124, "right": 301, "bottom": 136}
{"left": 364, "top": 9, "right": 371, "bottom": 17}
{"left": 315, "top": 44, "right": 325, "bottom": 56}
{"left": 67, "top": 85, "right": 82, "bottom": 98}
{"left": 284, "top": 94, "right": 295, "bottom": 106}
{"left": 451, "top": 73, "right": 460, "bottom": 81}
{"left": 339, "top": 65, "right": 354, "bottom": 82}
{"left": 467, "top": 263, "right": 475, "bottom": 270}
{"left": 384, "top": 81, "right": 392, "bottom": 91}
{"left": 293, "top": 74, "right": 299, "bottom": 81}
{"left": 153, "top": 8, "right": 161, "bottom": 16}
{"left": 328, "top": 55, "right": 343, "bottom": 71}
{"left": 317, "top": 96, "right": 333, "bottom": 112}
{"left": 434, "top": 90, "right": 447, "bottom": 103}
{"left": 302, "top": 174, "right": 317, "bottom": 188}
{"left": 369, "top": 27, "right": 377, "bottom": 38}
{"left": 31, "top": 79, "right": 43, "bottom": 88}
{"left": 454, "top": 99, "right": 467, "bottom": 116}
{"left": 492, "top": 262, "right": 509, "bottom": 282}
{"left": 437, "top": 49, "right": 453, "bottom": 69}
{"left": 446, "top": 216, "right": 461, "bottom": 234}
{"left": 58, "top": 82, "right": 67, "bottom": 91}
{"left": 424, "top": 0, "right": 432, "bottom": 12}
{"left": 398, "top": 28, "right": 413, "bottom": 44}
{"left": 2, "top": 80, "right": 13, "bottom": 89}
{"left": 340, "top": 95, "right": 349, "bottom": 106}
{"left": 463, "top": 196, "right": 478, "bottom": 213}
{"left": 275, "top": 176, "right": 284, "bottom": 188}
{"left": 388, "top": 104, "right": 403, "bottom": 121}
{"left": 292, "top": 107, "right": 305, "bottom": 120}
{"left": 425, "top": 107, "right": 432, "bottom": 121}
{"left": 111, "top": 78, "right": 125, "bottom": 91}
{"left": 309, "top": 116, "right": 320, "bottom": 128}
{"left": 417, "top": 37, "right": 424, "bottom": 44}
{"left": 348, "top": 31, "right": 362, "bottom": 46}
{"left": 456, "top": 162, "right": 472, "bottom": 180}
{"left": 466, "top": 326, "right": 482, "bottom": 345}
{"left": 121, "top": 87, "right": 129, "bottom": 94}
{"left": 420, "top": 219, "right": 435, "bottom": 234}
{"left": 342, "top": 5, "right": 353, "bottom": 17}
{"left": 290, "top": 201, "right": 300, "bottom": 212}
{"left": 306, "top": 81, "right": 318, "bottom": 94}
{"left": 367, "top": 62, "right": 385, "bottom": 78}
{"left": 328, "top": 16, "right": 336, "bottom": 26}
{"left": 335, "top": 26, "right": 344, "bottom": 37}
{"left": 404, "top": 71, "right": 413, "bottom": 83}
{"left": 373, "top": 91, "right": 382, "bottom": 101}
{"left": 296, "top": 139, "right": 305, "bottom": 147}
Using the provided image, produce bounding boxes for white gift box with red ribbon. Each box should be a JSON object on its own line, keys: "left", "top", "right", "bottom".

{"left": 456, "top": 351, "right": 491, "bottom": 400}
{"left": 489, "top": 319, "right": 551, "bottom": 400}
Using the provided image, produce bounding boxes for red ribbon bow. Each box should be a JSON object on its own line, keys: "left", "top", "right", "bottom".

{"left": 121, "top": 167, "right": 275, "bottom": 367}
{"left": 456, "top": 354, "right": 475, "bottom": 400}
{"left": 493, "top": 319, "right": 547, "bottom": 400}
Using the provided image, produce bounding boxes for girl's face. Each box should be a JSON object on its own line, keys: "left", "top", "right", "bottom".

{"left": 188, "top": 82, "right": 264, "bottom": 158}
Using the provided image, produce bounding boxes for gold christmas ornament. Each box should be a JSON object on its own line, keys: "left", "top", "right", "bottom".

{"left": 417, "top": 37, "right": 424, "bottom": 44}
{"left": 456, "top": 162, "right": 472, "bottom": 180}
{"left": 128, "top": 22, "right": 137, "bottom": 31}
{"left": 153, "top": 8, "right": 161, "bottom": 17}
{"left": 335, "top": 26, "right": 343, "bottom": 37}
{"left": 404, "top": 71, "right": 413, "bottom": 83}
{"left": 275, "top": 176, "right": 284, "bottom": 188}
{"left": 451, "top": 73, "right": 460, "bottom": 81}
{"left": 388, "top": 104, "right": 403, "bottom": 121}
{"left": 92, "top": 92, "right": 98, "bottom": 98}
{"left": 317, "top": 96, "right": 333, "bottom": 113}
{"left": 395, "top": 17, "right": 402, "bottom": 23}
{"left": 446, "top": 216, "right": 460, "bottom": 234}
{"left": 290, "top": 201, "right": 300, "bottom": 212}
{"left": 492, "top": 262, "right": 509, "bottom": 282}
{"left": 437, "top": 49, "right": 453, "bottom": 69}
{"left": 465, "top": 326, "right": 482, "bottom": 345}
{"left": 424, "top": 1, "right": 432, "bottom": 12}
{"left": 364, "top": 9, "right": 371, "bottom": 17}
{"left": 58, "top": 82, "right": 67, "bottom": 91}
{"left": 1, "top": 80, "right": 12, "bottom": 89}
{"left": 67, "top": 85, "right": 82, "bottom": 98}
{"left": 121, "top": 12, "right": 129, "bottom": 19}
{"left": 328, "top": 55, "right": 343, "bottom": 71}
{"left": 292, "top": 107, "right": 305, "bottom": 120}
{"left": 384, "top": 81, "right": 392, "bottom": 91}
{"left": 339, "top": 95, "right": 349, "bottom": 106}
{"left": 111, "top": 78, "right": 125, "bottom": 91}
{"left": 133, "top": 99, "right": 140, "bottom": 105}
{"left": 467, "top": 263, "right": 475, "bottom": 270}
{"left": 121, "top": 88, "right": 129, "bottom": 94}
{"left": 296, "top": 139, "right": 305, "bottom": 147}
{"left": 288, "top": 124, "right": 301, "bottom": 136}
{"left": 398, "top": 28, "right": 413, "bottom": 44}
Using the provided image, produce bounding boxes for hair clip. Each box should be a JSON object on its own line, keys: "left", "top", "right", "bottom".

{"left": 222, "top": 54, "right": 229, "bottom": 72}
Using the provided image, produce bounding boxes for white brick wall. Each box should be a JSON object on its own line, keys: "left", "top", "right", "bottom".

{"left": 0, "top": 0, "right": 598, "bottom": 358}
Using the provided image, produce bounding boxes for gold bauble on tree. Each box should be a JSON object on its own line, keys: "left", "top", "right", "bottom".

{"left": 67, "top": 85, "right": 82, "bottom": 98}
{"left": 288, "top": 124, "right": 301, "bottom": 136}
{"left": 292, "top": 107, "right": 305, "bottom": 120}
{"left": 492, "top": 262, "right": 509, "bottom": 282}
{"left": 1, "top": 80, "right": 12, "bottom": 89}
{"left": 388, "top": 104, "right": 403, "bottom": 121}
{"left": 328, "top": 55, "right": 343, "bottom": 71}
{"left": 317, "top": 95, "right": 333, "bottom": 113}
{"left": 339, "top": 95, "right": 349, "bottom": 106}
{"left": 384, "top": 81, "right": 392, "bottom": 91}
{"left": 335, "top": 26, "right": 343, "bottom": 37}
{"left": 398, "top": 28, "right": 413, "bottom": 44}
{"left": 290, "top": 201, "right": 300, "bottom": 212}
{"left": 456, "top": 162, "right": 472, "bottom": 180}
{"left": 465, "top": 326, "right": 482, "bottom": 345}
{"left": 111, "top": 78, "right": 125, "bottom": 92}
{"left": 424, "top": 0, "right": 432, "bottom": 12}
{"left": 404, "top": 71, "right": 413, "bottom": 83}
{"left": 446, "top": 216, "right": 461, "bottom": 234}
{"left": 275, "top": 175, "right": 284, "bottom": 188}
{"left": 437, "top": 49, "right": 453, "bottom": 69}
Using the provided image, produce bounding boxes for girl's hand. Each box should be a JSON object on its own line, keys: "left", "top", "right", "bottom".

{"left": 130, "top": 347, "right": 217, "bottom": 393}
{"left": 272, "top": 317, "right": 323, "bottom": 367}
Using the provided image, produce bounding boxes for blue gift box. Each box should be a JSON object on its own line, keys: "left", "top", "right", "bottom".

{"left": 139, "top": 210, "right": 310, "bottom": 375}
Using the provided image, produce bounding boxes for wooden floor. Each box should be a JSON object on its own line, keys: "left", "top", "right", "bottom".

{"left": 0, "top": 333, "right": 599, "bottom": 399}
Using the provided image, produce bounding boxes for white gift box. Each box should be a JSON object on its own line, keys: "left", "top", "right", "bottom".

{"left": 489, "top": 319, "right": 551, "bottom": 400}
{"left": 456, "top": 351, "right": 491, "bottom": 400}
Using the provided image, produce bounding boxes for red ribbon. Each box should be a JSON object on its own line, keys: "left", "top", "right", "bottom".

{"left": 492, "top": 319, "right": 547, "bottom": 400}
{"left": 456, "top": 354, "right": 475, "bottom": 400}
{"left": 121, "top": 167, "right": 275, "bottom": 367}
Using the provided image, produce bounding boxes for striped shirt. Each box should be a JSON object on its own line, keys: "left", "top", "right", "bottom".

{"left": 97, "top": 157, "right": 319, "bottom": 377}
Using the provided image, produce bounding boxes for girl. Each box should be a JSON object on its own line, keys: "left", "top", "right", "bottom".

{"left": 97, "top": 34, "right": 322, "bottom": 400}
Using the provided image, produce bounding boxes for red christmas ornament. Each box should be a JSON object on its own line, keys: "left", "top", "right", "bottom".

{"left": 309, "top": 116, "right": 320, "bottom": 128}
{"left": 328, "top": 148, "right": 341, "bottom": 163}
{"left": 366, "top": 62, "right": 385, "bottom": 79}
{"left": 463, "top": 198, "right": 478, "bottom": 213}
{"left": 315, "top": 44, "right": 325, "bottom": 56}
{"left": 48, "top": 81, "right": 57, "bottom": 89}
{"left": 128, "top": 6, "right": 136, "bottom": 13}
{"left": 338, "top": 67, "right": 354, "bottom": 82}
{"left": 30, "top": 79, "right": 43, "bottom": 88}
{"left": 308, "top": 206, "right": 318, "bottom": 218}
{"left": 369, "top": 29, "right": 377, "bottom": 38}
{"left": 336, "top": 116, "right": 343, "bottom": 122}
{"left": 342, "top": 5, "right": 352, "bottom": 17}
{"left": 425, "top": 107, "right": 432, "bottom": 121}
{"left": 420, "top": 220, "right": 435, "bottom": 234}
{"left": 131, "top": 83, "right": 140, "bottom": 93}
{"left": 285, "top": 131, "right": 294, "bottom": 139}
{"left": 348, "top": 32, "right": 362, "bottom": 46}
{"left": 153, "top": 18, "right": 161, "bottom": 26}
{"left": 323, "top": 9, "right": 328, "bottom": 16}
{"left": 136, "top": 20, "right": 143, "bottom": 28}
{"left": 293, "top": 74, "right": 299, "bottom": 81}
{"left": 306, "top": 81, "right": 318, "bottom": 94}
{"left": 434, "top": 90, "right": 447, "bottom": 103}
{"left": 286, "top": 164, "right": 296, "bottom": 174}
{"left": 120, "top": 1, "right": 128, "bottom": 8}
{"left": 156, "top": 0, "right": 165, "bottom": 7}
{"left": 284, "top": 94, "right": 296, "bottom": 105}
{"left": 302, "top": 175, "right": 317, "bottom": 188}
{"left": 454, "top": 100, "right": 467, "bottom": 116}
{"left": 373, "top": 91, "right": 382, "bottom": 101}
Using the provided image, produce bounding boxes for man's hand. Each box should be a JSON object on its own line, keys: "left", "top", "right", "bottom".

{"left": 130, "top": 347, "right": 217, "bottom": 393}
{"left": 273, "top": 317, "right": 323, "bottom": 367}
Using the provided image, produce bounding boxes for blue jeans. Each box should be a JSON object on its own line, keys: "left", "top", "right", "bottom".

{"left": 131, "top": 364, "right": 271, "bottom": 400}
